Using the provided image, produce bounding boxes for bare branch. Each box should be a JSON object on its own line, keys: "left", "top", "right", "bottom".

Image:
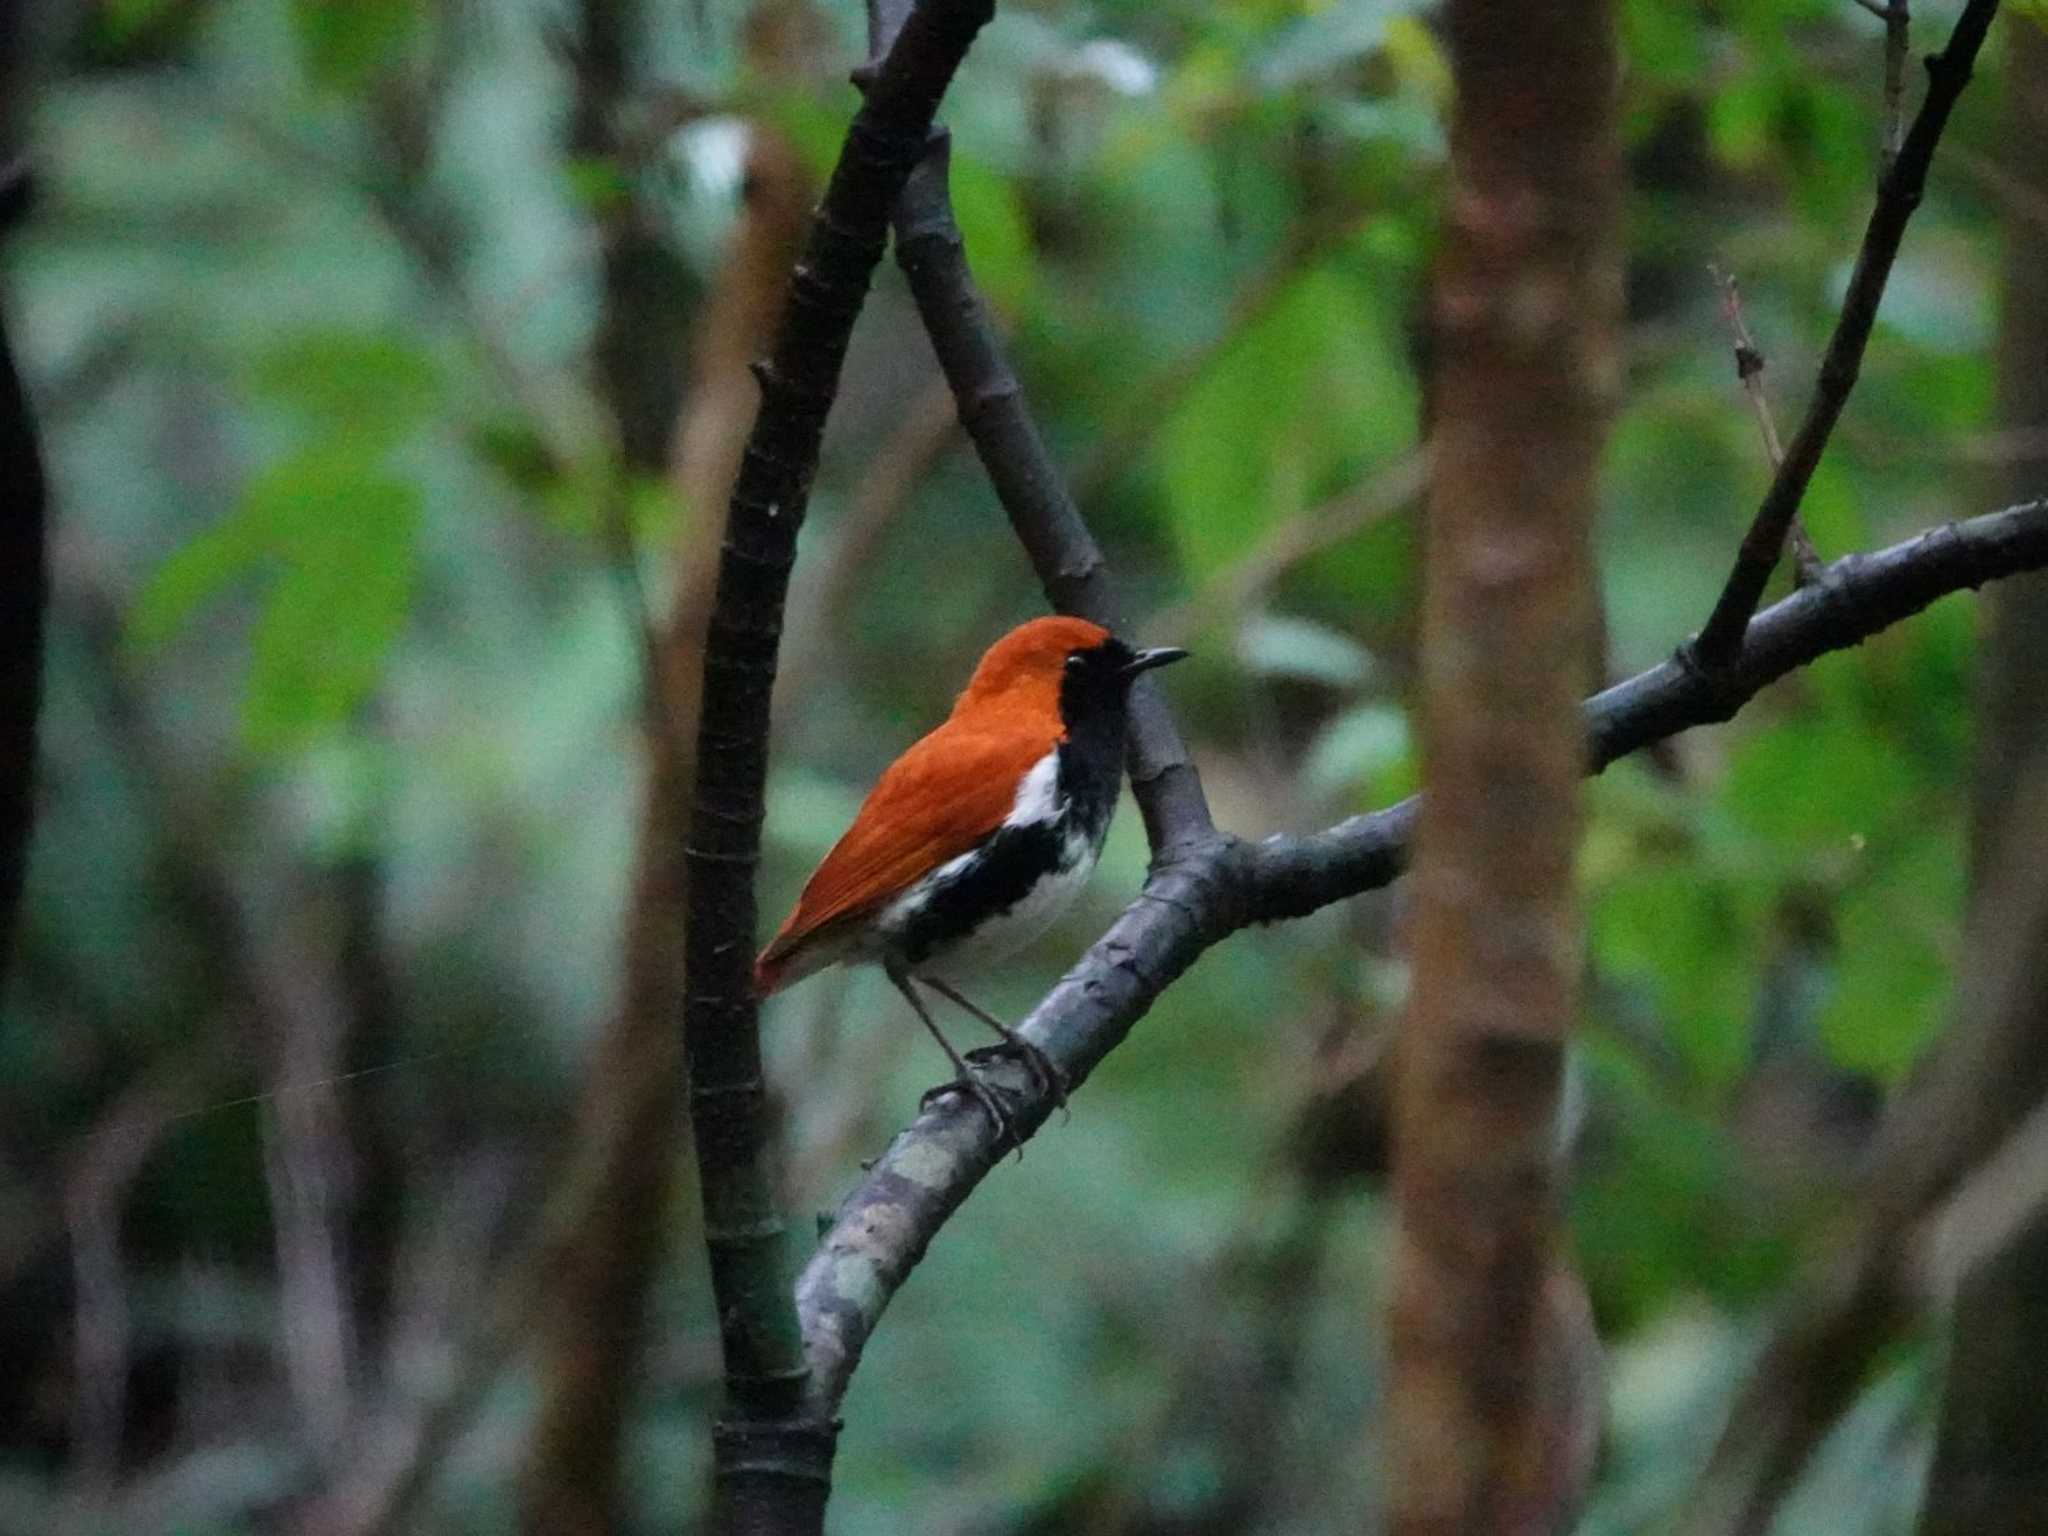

{"left": 798, "top": 497, "right": 2048, "bottom": 1410}
{"left": 678, "top": 0, "right": 997, "bottom": 1524}
{"left": 889, "top": 133, "right": 1213, "bottom": 848}
{"left": 1880, "top": 0, "right": 1911, "bottom": 174}
{"left": 1691, "top": 0, "right": 2000, "bottom": 668}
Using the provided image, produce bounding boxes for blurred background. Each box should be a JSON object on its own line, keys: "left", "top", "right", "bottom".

{"left": 2, "top": 0, "right": 2040, "bottom": 1532}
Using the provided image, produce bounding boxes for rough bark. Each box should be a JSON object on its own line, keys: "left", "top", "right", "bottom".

{"left": 1917, "top": 22, "right": 2048, "bottom": 1534}
{"left": 1380, "top": 2, "right": 1617, "bottom": 1531}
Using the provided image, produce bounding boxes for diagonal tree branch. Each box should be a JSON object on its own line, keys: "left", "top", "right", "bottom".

{"left": 1691, "top": 0, "right": 2000, "bottom": 667}
{"left": 797, "top": 496, "right": 2048, "bottom": 1410}
{"left": 888, "top": 133, "right": 1213, "bottom": 850}
{"left": 860, "top": 0, "right": 1212, "bottom": 852}
{"left": 679, "top": 0, "right": 995, "bottom": 1526}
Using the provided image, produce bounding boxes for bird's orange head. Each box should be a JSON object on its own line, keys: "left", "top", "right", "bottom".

{"left": 948, "top": 615, "right": 1116, "bottom": 726}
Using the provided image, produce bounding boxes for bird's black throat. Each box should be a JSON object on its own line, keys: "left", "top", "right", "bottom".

{"left": 1053, "top": 635, "right": 1141, "bottom": 839}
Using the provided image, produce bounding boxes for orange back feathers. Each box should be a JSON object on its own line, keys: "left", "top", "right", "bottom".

{"left": 755, "top": 617, "right": 1110, "bottom": 993}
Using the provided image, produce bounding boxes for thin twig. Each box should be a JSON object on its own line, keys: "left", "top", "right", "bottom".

{"left": 1690, "top": 0, "right": 1999, "bottom": 668}
{"left": 254, "top": 897, "right": 360, "bottom": 1470}
{"left": 797, "top": 496, "right": 2048, "bottom": 1409}
{"left": 1713, "top": 268, "right": 1823, "bottom": 583}
{"left": 1878, "top": 0, "right": 1910, "bottom": 176}
{"left": 62, "top": 1073, "right": 196, "bottom": 1506}
{"left": 294, "top": 1129, "right": 587, "bottom": 1536}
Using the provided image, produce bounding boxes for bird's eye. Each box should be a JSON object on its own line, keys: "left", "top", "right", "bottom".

{"left": 1064, "top": 653, "right": 1085, "bottom": 671}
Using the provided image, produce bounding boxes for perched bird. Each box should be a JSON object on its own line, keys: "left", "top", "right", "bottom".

{"left": 755, "top": 615, "right": 1188, "bottom": 1139}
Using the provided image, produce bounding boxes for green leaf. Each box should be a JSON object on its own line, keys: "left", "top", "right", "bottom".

{"left": 1621, "top": 0, "right": 1706, "bottom": 89}
{"left": 472, "top": 420, "right": 560, "bottom": 495}
{"left": 563, "top": 155, "right": 633, "bottom": 216}
{"left": 126, "top": 448, "right": 364, "bottom": 653}
{"left": 1159, "top": 255, "right": 1414, "bottom": 582}
{"left": 247, "top": 329, "right": 440, "bottom": 450}
{"left": 1723, "top": 716, "right": 1917, "bottom": 857}
{"left": 1817, "top": 832, "right": 1959, "bottom": 1080}
{"left": 1591, "top": 862, "right": 1762, "bottom": 1087}
{"left": 1572, "top": 1041, "right": 1793, "bottom": 1324}
{"left": 291, "top": 0, "right": 419, "bottom": 91}
{"left": 243, "top": 478, "right": 420, "bottom": 752}
{"left": 1302, "top": 702, "right": 1411, "bottom": 801}
{"left": 127, "top": 512, "right": 278, "bottom": 655}
{"left": 1793, "top": 456, "right": 1865, "bottom": 565}
{"left": 96, "top": 0, "right": 179, "bottom": 45}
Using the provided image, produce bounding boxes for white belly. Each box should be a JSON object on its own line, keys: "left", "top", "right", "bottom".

{"left": 920, "top": 841, "right": 1098, "bottom": 971}
{"left": 872, "top": 826, "right": 1100, "bottom": 974}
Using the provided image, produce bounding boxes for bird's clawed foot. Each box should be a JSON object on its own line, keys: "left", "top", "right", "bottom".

{"left": 891, "top": 966, "right": 1069, "bottom": 1156}
{"left": 919, "top": 974, "right": 1071, "bottom": 1121}
{"left": 920, "top": 1064, "right": 1024, "bottom": 1158}
{"left": 1007, "top": 1035, "right": 1070, "bottom": 1119}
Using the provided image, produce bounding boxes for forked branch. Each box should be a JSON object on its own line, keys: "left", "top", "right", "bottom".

{"left": 1691, "top": 0, "right": 2000, "bottom": 667}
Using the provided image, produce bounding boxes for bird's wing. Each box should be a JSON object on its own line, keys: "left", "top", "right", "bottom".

{"left": 755, "top": 718, "right": 1060, "bottom": 990}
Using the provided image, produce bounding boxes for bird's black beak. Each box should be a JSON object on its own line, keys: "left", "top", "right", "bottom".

{"left": 1121, "top": 646, "right": 1190, "bottom": 679}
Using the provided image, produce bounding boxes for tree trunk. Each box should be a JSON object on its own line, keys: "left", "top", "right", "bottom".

{"left": 1383, "top": 2, "right": 1618, "bottom": 1531}
{"left": 1916, "top": 26, "right": 2048, "bottom": 1535}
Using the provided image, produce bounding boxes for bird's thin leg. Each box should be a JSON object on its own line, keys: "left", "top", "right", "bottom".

{"left": 919, "top": 974, "right": 1069, "bottom": 1115}
{"left": 884, "top": 962, "right": 1017, "bottom": 1153}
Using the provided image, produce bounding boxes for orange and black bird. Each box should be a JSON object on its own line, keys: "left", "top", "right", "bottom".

{"left": 755, "top": 615, "right": 1188, "bottom": 1137}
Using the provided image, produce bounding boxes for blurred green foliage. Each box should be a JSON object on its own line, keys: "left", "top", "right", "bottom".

{"left": 1, "top": 0, "right": 2022, "bottom": 1532}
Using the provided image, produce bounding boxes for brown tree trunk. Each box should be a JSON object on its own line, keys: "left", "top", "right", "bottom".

{"left": 1916, "top": 26, "right": 2048, "bottom": 1535}
{"left": 1383, "top": 3, "right": 1619, "bottom": 1532}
